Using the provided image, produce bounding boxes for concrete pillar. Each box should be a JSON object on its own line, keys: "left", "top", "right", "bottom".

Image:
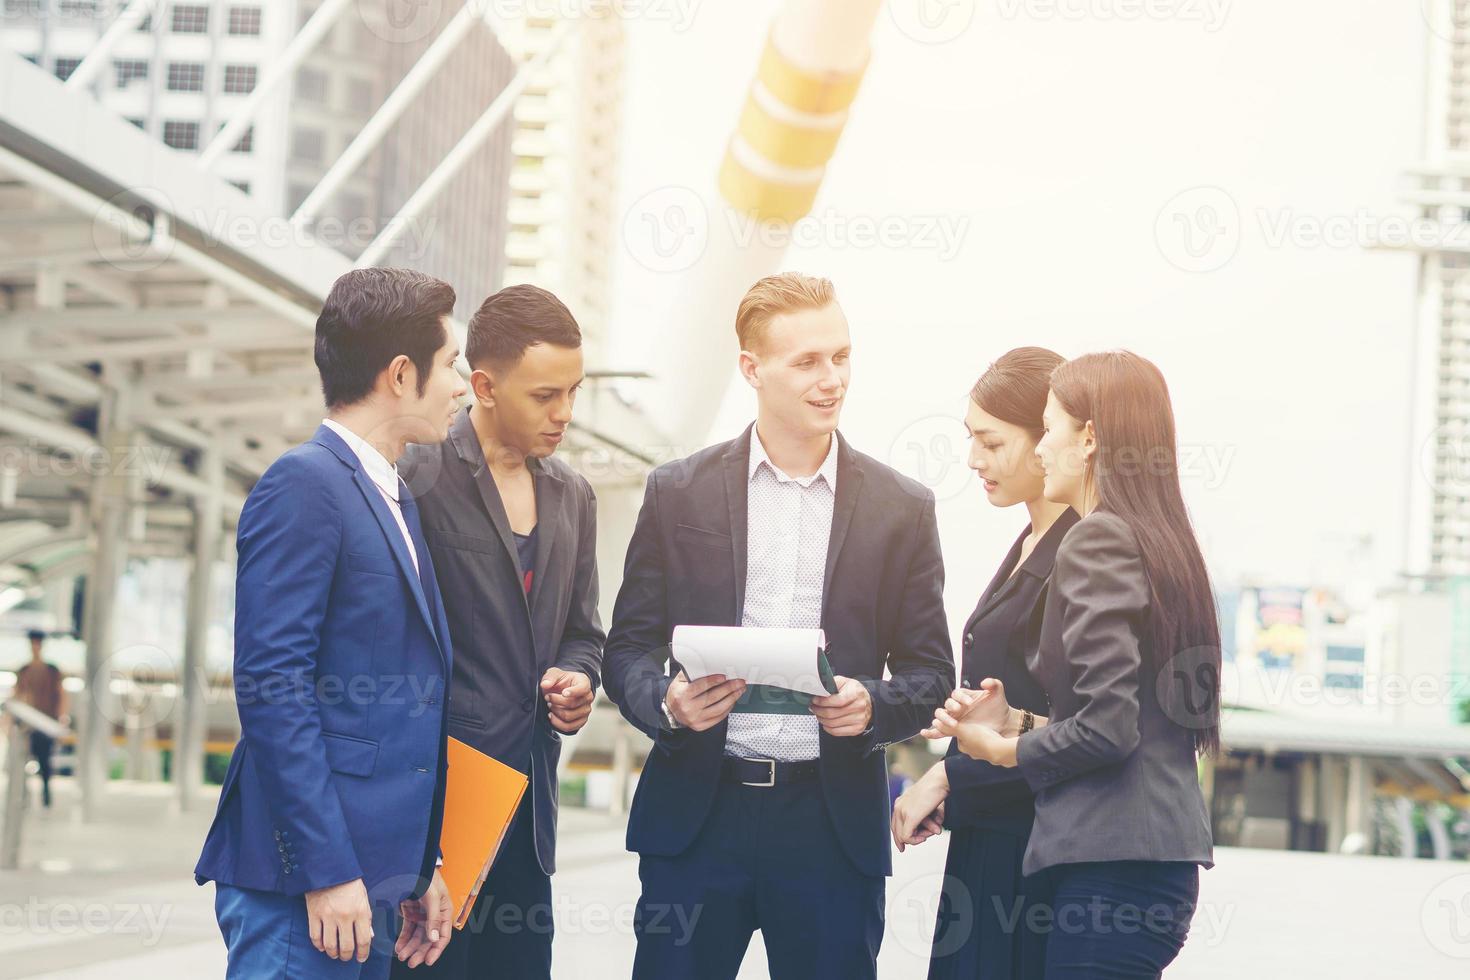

{"left": 178, "top": 446, "right": 222, "bottom": 810}
{"left": 1, "top": 717, "right": 29, "bottom": 869}
{"left": 610, "top": 726, "right": 631, "bottom": 817}
{"left": 78, "top": 380, "right": 138, "bottom": 822}
{"left": 1343, "top": 755, "right": 1371, "bottom": 853}
{"left": 1321, "top": 756, "right": 1347, "bottom": 853}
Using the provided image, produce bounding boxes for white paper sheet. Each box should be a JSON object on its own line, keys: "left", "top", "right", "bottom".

{"left": 670, "top": 625, "right": 829, "bottom": 695}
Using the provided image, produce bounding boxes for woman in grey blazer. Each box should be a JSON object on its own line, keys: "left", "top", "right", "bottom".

{"left": 926, "top": 350, "right": 1219, "bottom": 978}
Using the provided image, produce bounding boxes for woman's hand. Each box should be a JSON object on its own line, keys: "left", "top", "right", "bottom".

{"left": 921, "top": 686, "right": 1021, "bottom": 767}
{"left": 891, "top": 762, "right": 949, "bottom": 852}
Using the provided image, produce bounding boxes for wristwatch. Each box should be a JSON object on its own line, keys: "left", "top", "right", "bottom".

{"left": 659, "top": 696, "right": 682, "bottom": 731}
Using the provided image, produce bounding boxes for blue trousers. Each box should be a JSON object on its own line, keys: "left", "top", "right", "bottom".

{"left": 632, "top": 776, "right": 885, "bottom": 980}
{"left": 1037, "top": 860, "right": 1199, "bottom": 979}
{"left": 215, "top": 883, "right": 396, "bottom": 980}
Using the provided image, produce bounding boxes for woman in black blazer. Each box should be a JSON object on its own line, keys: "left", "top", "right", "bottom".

{"left": 892, "top": 347, "right": 1074, "bottom": 980}
{"left": 926, "top": 351, "right": 1219, "bottom": 979}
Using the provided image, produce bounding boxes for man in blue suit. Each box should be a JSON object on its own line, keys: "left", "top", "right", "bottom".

{"left": 196, "top": 268, "right": 467, "bottom": 978}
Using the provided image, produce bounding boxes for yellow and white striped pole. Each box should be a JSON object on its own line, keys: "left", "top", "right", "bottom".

{"left": 639, "top": 0, "right": 883, "bottom": 453}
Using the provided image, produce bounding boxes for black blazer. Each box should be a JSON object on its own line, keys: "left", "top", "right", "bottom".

{"left": 602, "top": 424, "right": 954, "bottom": 877}
{"left": 944, "top": 508, "right": 1078, "bottom": 831}
{"left": 400, "top": 407, "right": 605, "bottom": 876}
{"left": 1015, "top": 510, "right": 1214, "bottom": 876}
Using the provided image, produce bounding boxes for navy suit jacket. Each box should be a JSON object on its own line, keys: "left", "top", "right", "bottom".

{"left": 602, "top": 424, "right": 954, "bottom": 877}
{"left": 195, "top": 425, "right": 453, "bottom": 904}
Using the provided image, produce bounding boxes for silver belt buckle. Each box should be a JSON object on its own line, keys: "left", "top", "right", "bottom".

{"left": 741, "top": 756, "right": 776, "bottom": 788}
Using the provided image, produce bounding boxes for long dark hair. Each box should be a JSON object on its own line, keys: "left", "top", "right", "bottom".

{"left": 1050, "top": 351, "right": 1221, "bottom": 756}
{"left": 970, "top": 346, "right": 1066, "bottom": 440}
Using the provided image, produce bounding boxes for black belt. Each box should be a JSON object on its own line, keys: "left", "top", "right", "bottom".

{"left": 720, "top": 756, "right": 820, "bottom": 787}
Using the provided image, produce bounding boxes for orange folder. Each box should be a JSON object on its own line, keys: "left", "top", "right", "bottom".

{"left": 438, "top": 736, "right": 529, "bottom": 930}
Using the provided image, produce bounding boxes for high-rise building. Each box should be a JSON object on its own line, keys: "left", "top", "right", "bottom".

{"left": 0, "top": 0, "right": 522, "bottom": 322}
{"left": 1407, "top": 0, "right": 1470, "bottom": 578}
{"left": 496, "top": 12, "right": 624, "bottom": 357}
{"left": 2, "top": 1, "right": 625, "bottom": 330}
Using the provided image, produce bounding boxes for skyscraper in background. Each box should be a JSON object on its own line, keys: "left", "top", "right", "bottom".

{"left": 1402, "top": 0, "right": 1470, "bottom": 721}
{"left": 0, "top": 1, "right": 624, "bottom": 330}
{"left": 1408, "top": 0, "right": 1470, "bottom": 580}
{"left": 498, "top": 11, "right": 624, "bottom": 358}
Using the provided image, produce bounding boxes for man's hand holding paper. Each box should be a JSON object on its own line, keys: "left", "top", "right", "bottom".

{"left": 810, "top": 675, "right": 873, "bottom": 737}
{"left": 667, "top": 625, "right": 869, "bottom": 735}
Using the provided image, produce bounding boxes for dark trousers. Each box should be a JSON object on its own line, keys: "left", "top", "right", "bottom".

{"left": 632, "top": 775, "right": 885, "bottom": 980}
{"left": 1037, "top": 861, "right": 1198, "bottom": 980}
{"left": 389, "top": 794, "right": 552, "bottom": 980}
{"left": 29, "top": 732, "right": 53, "bottom": 806}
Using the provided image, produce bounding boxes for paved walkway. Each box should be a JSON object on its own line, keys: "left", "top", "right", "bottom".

{"left": 1, "top": 775, "right": 1467, "bottom": 978}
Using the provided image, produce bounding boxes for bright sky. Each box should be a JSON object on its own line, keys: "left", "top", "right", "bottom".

{"left": 607, "top": 0, "right": 1423, "bottom": 618}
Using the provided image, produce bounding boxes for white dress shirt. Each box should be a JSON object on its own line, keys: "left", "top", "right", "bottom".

{"left": 322, "top": 418, "right": 419, "bottom": 574}
{"left": 723, "top": 425, "right": 838, "bottom": 762}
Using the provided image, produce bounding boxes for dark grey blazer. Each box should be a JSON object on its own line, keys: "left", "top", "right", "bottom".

{"left": 1015, "top": 510, "right": 1214, "bottom": 877}
{"left": 601, "top": 424, "right": 954, "bottom": 878}
{"left": 400, "top": 407, "right": 604, "bottom": 876}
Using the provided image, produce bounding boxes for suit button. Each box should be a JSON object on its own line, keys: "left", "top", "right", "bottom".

{"left": 964, "top": 632, "right": 973, "bottom": 647}
{"left": 274, "top": 830, "right": 282, "bottom": 840}
{"left": 521, "top": 698, "right": 533, "bottom": 712}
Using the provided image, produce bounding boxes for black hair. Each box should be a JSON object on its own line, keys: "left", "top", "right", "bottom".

{"left": 465, "top": 284, "right": 581, "bottom": 372}
{"left": 314, "top": 268, "right": 456, "bottom": 409}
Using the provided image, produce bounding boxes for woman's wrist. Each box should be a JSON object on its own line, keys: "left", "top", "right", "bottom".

{"left": 1002, "top": 706, "right": 1023, "bottom": 739}
{"left": 927, "top": 760, "right": 950, "bottom": 793}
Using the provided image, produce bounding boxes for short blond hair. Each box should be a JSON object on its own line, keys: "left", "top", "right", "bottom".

{"left": 735, "top": 272, "right": 836, "bottom": 352}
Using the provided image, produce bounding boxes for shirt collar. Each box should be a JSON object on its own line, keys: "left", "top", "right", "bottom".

{"left": 322, "top": 418, "right": 400, "bottom": 502}
{"left": 748, "top": 424, "right": 839, "bottom": 490}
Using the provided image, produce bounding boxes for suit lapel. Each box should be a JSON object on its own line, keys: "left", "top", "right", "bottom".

{"left": 967, "top": 527, "right": 1030, "bottom": 629}
{"left": 821, "top": 433, "right": 863, "bottom": 623}
{"left": 528, "top": 462, "right": 565, "bottom": 622}
{"left": 451, "top": 408, "right": 526, "bottom": 580}
{"left": 721, "top": 427, "right": 753, "bottom": 624}
{"left": 349, "top": 467, "right": 441, "bottom": 654}
{"left": 399, "top": 490, "right": 450, "bottom": 668}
